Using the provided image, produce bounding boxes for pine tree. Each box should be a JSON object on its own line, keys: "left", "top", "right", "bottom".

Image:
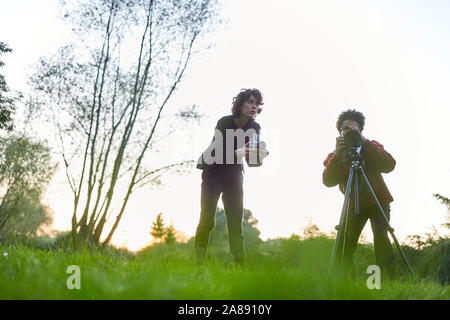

{"left": 164, "top": 224, "right": 177, "bottom": 245}
{"left": 150, "top": 212, "right": 166, "bottom": 243}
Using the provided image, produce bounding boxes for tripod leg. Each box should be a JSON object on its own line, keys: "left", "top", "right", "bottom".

{"left": 329, "top": 166, "right": 355, "bottom": 273}
{"left": 340, "top": 191, "right": 351, "bottom": 265}
{"left": 359, "top": 167, "right": 415, "bottom": 278}
{"left": 354, "top": 169, "right": 360, "bottom": 215}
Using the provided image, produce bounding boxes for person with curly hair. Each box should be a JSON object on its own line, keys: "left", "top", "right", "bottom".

{"left": 194, "top": 88, "right": 269, "bottom": 266}
{"left": 323, "top": 109, "right": 396, "bottom": 276}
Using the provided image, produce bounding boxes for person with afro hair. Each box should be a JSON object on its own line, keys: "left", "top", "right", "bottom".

{"left": 323, "top": 109, "right": 396, "bottom": 276}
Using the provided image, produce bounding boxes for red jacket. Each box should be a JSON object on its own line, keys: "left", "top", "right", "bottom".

{"left": 322, "top": 140, "right": 396, "bottom": 209}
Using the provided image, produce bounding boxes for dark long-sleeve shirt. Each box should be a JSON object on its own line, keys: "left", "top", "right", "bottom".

{"left": 322, "top": 139, "right": 396, "bottom": 209}
{"left": 197, "top": 115, "right": 262, "bottom": 173}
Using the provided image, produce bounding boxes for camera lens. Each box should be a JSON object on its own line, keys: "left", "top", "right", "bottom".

{"left": 344, "top": 130, "right": 362, "bottom": 148}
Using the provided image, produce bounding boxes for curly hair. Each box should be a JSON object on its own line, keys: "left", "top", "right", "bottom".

{"left": 231, "top": 88, "right": 264, "bottom": 118}
{"left": 336, "top": 109, "right": 365, "bottom": 132}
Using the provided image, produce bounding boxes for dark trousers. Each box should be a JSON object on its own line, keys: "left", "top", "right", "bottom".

{"left": 194, "top": 167, "right": 245, "bottom": 258}
{"left": 337, "top": 203, "right": 395, "bottom": 274}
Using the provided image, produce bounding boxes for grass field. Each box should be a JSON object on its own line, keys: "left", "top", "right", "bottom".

{"left": 0, "top": 237, "right": 448, "bottom": 299}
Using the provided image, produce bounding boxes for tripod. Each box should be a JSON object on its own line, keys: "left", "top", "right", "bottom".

{"left": 329, "top": 151, "right": 415, "bottom": 278}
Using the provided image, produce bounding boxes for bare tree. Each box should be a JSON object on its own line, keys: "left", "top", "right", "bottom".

{"left": 28, "top": 0, "right": 220, "bottom": 248}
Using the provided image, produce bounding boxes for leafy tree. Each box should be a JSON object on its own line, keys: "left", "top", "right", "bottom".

{"left": 301, "top": 219, "right": 326, "bottom": 239}
{"left": 0, "top": 188, "right": 53, "bottom": 240}
{"left": 27, "top": 0, "right": 220, "bottom": 248}
{"left": 434, "top": 194, "right": 450, "bottom": 230}
{"left": 242, "top": 208, "right": 262, "bottom": 248}
{"left": 0, "top": 41, "right": 16, "bottom": 132}
{"left": 0, "top": 134, "right": 56, "bottom": 240}
{"left": 430, "top": 193, "right": 449, "bottom": 284}
{"left": 209, "top": 208, "right": 262, "bottom": 249}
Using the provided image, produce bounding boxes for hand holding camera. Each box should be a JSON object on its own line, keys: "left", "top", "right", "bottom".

{"left": 235, "top": 142, "right": 249, "bottom": 159}
{"left": 336, "top": 128, "right": 368, "bottom": 155}
{"left": 235, "top": 141, "right": 269, "bottom": 159}
{"left": 335, "top": 136, "right": 346, "bottom": 158}
{"left": 236, "top": 132, "right": 269, "bottom": 160}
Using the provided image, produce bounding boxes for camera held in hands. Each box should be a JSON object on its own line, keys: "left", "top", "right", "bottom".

{"left": 341, "top": 129, "right": 362, "bottom": 163}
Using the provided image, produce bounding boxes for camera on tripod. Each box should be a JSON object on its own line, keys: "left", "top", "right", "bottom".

{"left": 341, "top": 130, "right": 363, "bottom": 163}
{"left": 329, "top": 127, "right": 416, "bottom": 278}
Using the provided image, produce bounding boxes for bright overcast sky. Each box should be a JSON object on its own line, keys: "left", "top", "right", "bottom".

{"left": 1, "top": 0, "right": 450, "bottom": 251}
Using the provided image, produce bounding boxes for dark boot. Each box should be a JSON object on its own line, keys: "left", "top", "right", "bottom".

{"left": 195, "top": 246, "right": 207, "bottom": 265}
